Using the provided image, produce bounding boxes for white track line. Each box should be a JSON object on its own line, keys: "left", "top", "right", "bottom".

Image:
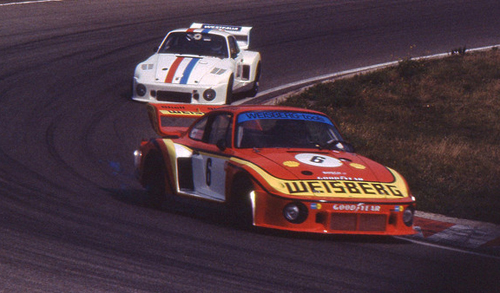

{"left": 395, "top": 236, "right": 500, "bottom": 260}
{"left": 0, "top": 0, "right": 62, "bottom": 7}
{"left": 236, "top": 44, "right": 500, "bottom": 106}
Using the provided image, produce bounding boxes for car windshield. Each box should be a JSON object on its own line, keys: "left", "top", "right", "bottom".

{"left": 158, "top": 32, "right": 229, "bottom": 58}
{"left": 235, "top": 111, "right": 346, "bottom": 149}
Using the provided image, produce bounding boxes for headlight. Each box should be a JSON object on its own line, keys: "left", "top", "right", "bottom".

{"left": 136, "top": 84, "right": 147, "bottom": 97}
{"left": 403, "top": 207, "right": 414, "bottom": 227}
{"left": 133, "top": 150, "right": 142, "bottom": 168}
{"left": 203, "top": 89, "right": 216, "bottom": 101}
{"left": 283, "top": 202, "right": 308, "bottom": 224}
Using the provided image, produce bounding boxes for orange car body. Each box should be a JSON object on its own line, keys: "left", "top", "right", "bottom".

{"left": 135, "top": 103, "right": 416, "bottom": 235}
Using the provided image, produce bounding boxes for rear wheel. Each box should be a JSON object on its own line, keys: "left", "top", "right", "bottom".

{"left": 246, "top": 63, "right": 261, "bottom": 97}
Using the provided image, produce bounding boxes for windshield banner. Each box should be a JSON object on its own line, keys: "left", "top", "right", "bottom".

{"left": 237, "top": 111, "right": 333, "bottom": 125}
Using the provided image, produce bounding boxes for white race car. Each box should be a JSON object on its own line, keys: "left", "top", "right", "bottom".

{"left": 132, "top": 23, "right": 262, "bottom": 105}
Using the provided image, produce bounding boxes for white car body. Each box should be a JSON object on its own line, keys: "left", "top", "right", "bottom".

{"left": 132, "top": 23, "right": 262, "bottom": 105}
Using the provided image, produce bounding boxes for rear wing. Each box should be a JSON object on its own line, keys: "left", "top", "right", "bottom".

{"left": 190, "top": 23, "right": 253, "bottom": 50}
{"left": 147, "top": 103, "right": 222, "bottom": 137}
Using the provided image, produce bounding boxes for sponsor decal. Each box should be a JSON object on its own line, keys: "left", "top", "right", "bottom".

{"left": 283, "top": 180, "right": 404, "bottom": 197}
{"left": 201, "top": 24, "right": 242, "bottom": 31}
{"left": 316, "top": 176, "right": 363, "bottom": 181}
{"left": 160, "top": 110, "right": 204, "bottom": 116}
{"left": 283, "top": 161, "right": 300, "bottom": 167}
{"left": 311, "top": 203, "right": 322, "bottom": 210}
{"left": 295, "top": 153, "right": 342, "bottom": 168}
{"left": 229, "top": 157, "right": 408, "bottom": 199}
{"left": 349, "top": 163, "right": 366, "bottom": 170}
{"left": 322, "top": 171, "right": 343, "bottom": 175}
{"left": 333, "top": 203, "right": 381, "bottom": 212}
{"left": 237, "top": 111, "right": 333, "bottom": 125}
{"left": 394, "top": 205, "right": 404, "bottom": 212}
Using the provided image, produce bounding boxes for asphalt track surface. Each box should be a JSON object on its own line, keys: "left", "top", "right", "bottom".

{"left": 1, "top": 0, "right": 500, "bottom": 291}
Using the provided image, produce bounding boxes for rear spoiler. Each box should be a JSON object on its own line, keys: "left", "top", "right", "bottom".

{"left": 190, "top": 23, "right": 253, "bottom": 50}
{"left": 147, "top": 103, "right": 222, "bottom": 137}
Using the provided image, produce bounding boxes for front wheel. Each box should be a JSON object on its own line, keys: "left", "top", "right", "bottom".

{"left": 225, "top": 75, "right": 234, "bottom": 105}
{"left": 228, "top": 177, "right": 254, "bottom": 228}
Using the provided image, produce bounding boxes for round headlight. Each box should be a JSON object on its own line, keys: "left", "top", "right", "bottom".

{"left": 403, "top": 207, "right": 414, "bottom": 227}
{"left": 283, "top": 202, "right": 308, "bottom": 224}
{"left": 203, "top": 89, "right": 216, "bottom": 101}
{"left": 136, "top": 84, "right": 147, "bottom": 97}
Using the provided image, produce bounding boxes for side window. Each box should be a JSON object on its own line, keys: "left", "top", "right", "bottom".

{"left": 228, "top": 36, "right": 240, "bottom": 57}
{"left": 207, "top": 114, "right": 233, "bottom": 146}
{"left": 189, "top": 116, "right": 208, "bottom": 141}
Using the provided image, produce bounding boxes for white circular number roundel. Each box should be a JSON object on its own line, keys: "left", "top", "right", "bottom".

{"left": 294, "top": 153, "right": 343, "bottom": 167}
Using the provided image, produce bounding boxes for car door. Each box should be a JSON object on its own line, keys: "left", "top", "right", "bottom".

{"left": 191, "top": 112, "right": 233, "bottom": 201}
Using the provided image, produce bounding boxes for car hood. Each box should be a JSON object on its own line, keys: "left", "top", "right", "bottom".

{"left": 236, "top": 149, "right": 410, "bottom": 199}
{"left": 247, "top": 149, "right": 394, "bottom": 182}
{"left": 154, "top": 54, "right": 226, "bottom": 85}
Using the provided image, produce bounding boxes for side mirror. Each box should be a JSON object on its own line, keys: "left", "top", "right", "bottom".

{"left": 340, "top": 142, "right": 355, "bottom": 153}
{"left": 216, "top": 139, "right": 227, "bottom": 151}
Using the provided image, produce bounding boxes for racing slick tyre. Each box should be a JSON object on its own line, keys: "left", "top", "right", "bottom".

{"left": 246, "top": 63, "right": 261, "bottom": 97}
{"left": 228, "top": 176, "right": 254, "bottom": 228}
{"left": 225, "top": 75, "right": 234, "bottom": 105}
{"left": 143, "top": 153, "right": 169, "bottom": 209}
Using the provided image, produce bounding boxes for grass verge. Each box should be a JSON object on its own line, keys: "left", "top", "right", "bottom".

{"left": 280, "top": 48, "right": 500, "bottom": 224}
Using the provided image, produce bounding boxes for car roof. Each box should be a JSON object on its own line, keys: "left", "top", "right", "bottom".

{"left": 207, "top": 105, "right": 329, "bottom": 116}
{"left": 169, "top": 28, "right": 233, "bottom": 38}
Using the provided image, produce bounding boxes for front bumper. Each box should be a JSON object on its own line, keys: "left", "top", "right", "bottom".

{"left": 253, "top": 190, "right": 417, "bottom": 235}
{"left": 132, "top": 78, "right": 228, "bottom": 104}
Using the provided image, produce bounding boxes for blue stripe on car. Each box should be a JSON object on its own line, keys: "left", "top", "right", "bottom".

{"left": 180, "top": 58, "right": 199, "bottom": 84}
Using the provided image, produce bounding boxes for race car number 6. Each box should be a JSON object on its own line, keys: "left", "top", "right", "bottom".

{"left": 295, "top": 153, "right": 343, "bottom": 167}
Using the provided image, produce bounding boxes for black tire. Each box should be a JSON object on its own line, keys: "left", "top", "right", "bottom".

{"left": 225, "top": 75, "right": 234, "bottom": 105}
{"left": 228, "top": 177, "right": 254, "bottom": 228}
{"left": 143, "top": 153, "right": 168, "bottom": 209}
{"left": 246, "top": 63, "right": 261, "bottom": 97}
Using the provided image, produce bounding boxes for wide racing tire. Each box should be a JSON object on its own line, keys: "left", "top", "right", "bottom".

{"left": 246, "top": 63, "right": 261, "bottom": 97}
{"left": 228, "top": 176, "right": 254, "bottom": 228}
{"left": 225, "top": 75, "right": 234, "bottom": 105}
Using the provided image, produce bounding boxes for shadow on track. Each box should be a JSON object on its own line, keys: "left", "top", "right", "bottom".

{"left": 106, "top": 187, "right": 410, "bottom": 245}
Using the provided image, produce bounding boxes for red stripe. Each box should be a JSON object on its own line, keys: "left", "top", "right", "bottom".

{"left": 414, "top": 217, "right": 455, "bottom": 238}
{"left": 187, "top": 28, "right": 195, "bottom": 32}
{"left": 165, "top": 57, "right": 184, "bottom": 83}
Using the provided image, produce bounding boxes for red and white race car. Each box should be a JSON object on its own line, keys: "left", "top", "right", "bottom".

{"left": 132, "top": 23, "right": 261, "bottom": 105}
{"left": 134, "top": 104, "right": 416, "bottom": 235}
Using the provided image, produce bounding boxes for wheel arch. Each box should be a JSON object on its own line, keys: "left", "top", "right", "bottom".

{"left": 141, "top": 147, "right": 174, "bottom": 196}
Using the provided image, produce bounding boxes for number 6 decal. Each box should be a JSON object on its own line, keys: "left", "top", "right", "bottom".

{"left": 310, "top": 156, "right": 325, "bottom": 164}
{"left": 295, "top": 153, "right": 343, "bottom": 167}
